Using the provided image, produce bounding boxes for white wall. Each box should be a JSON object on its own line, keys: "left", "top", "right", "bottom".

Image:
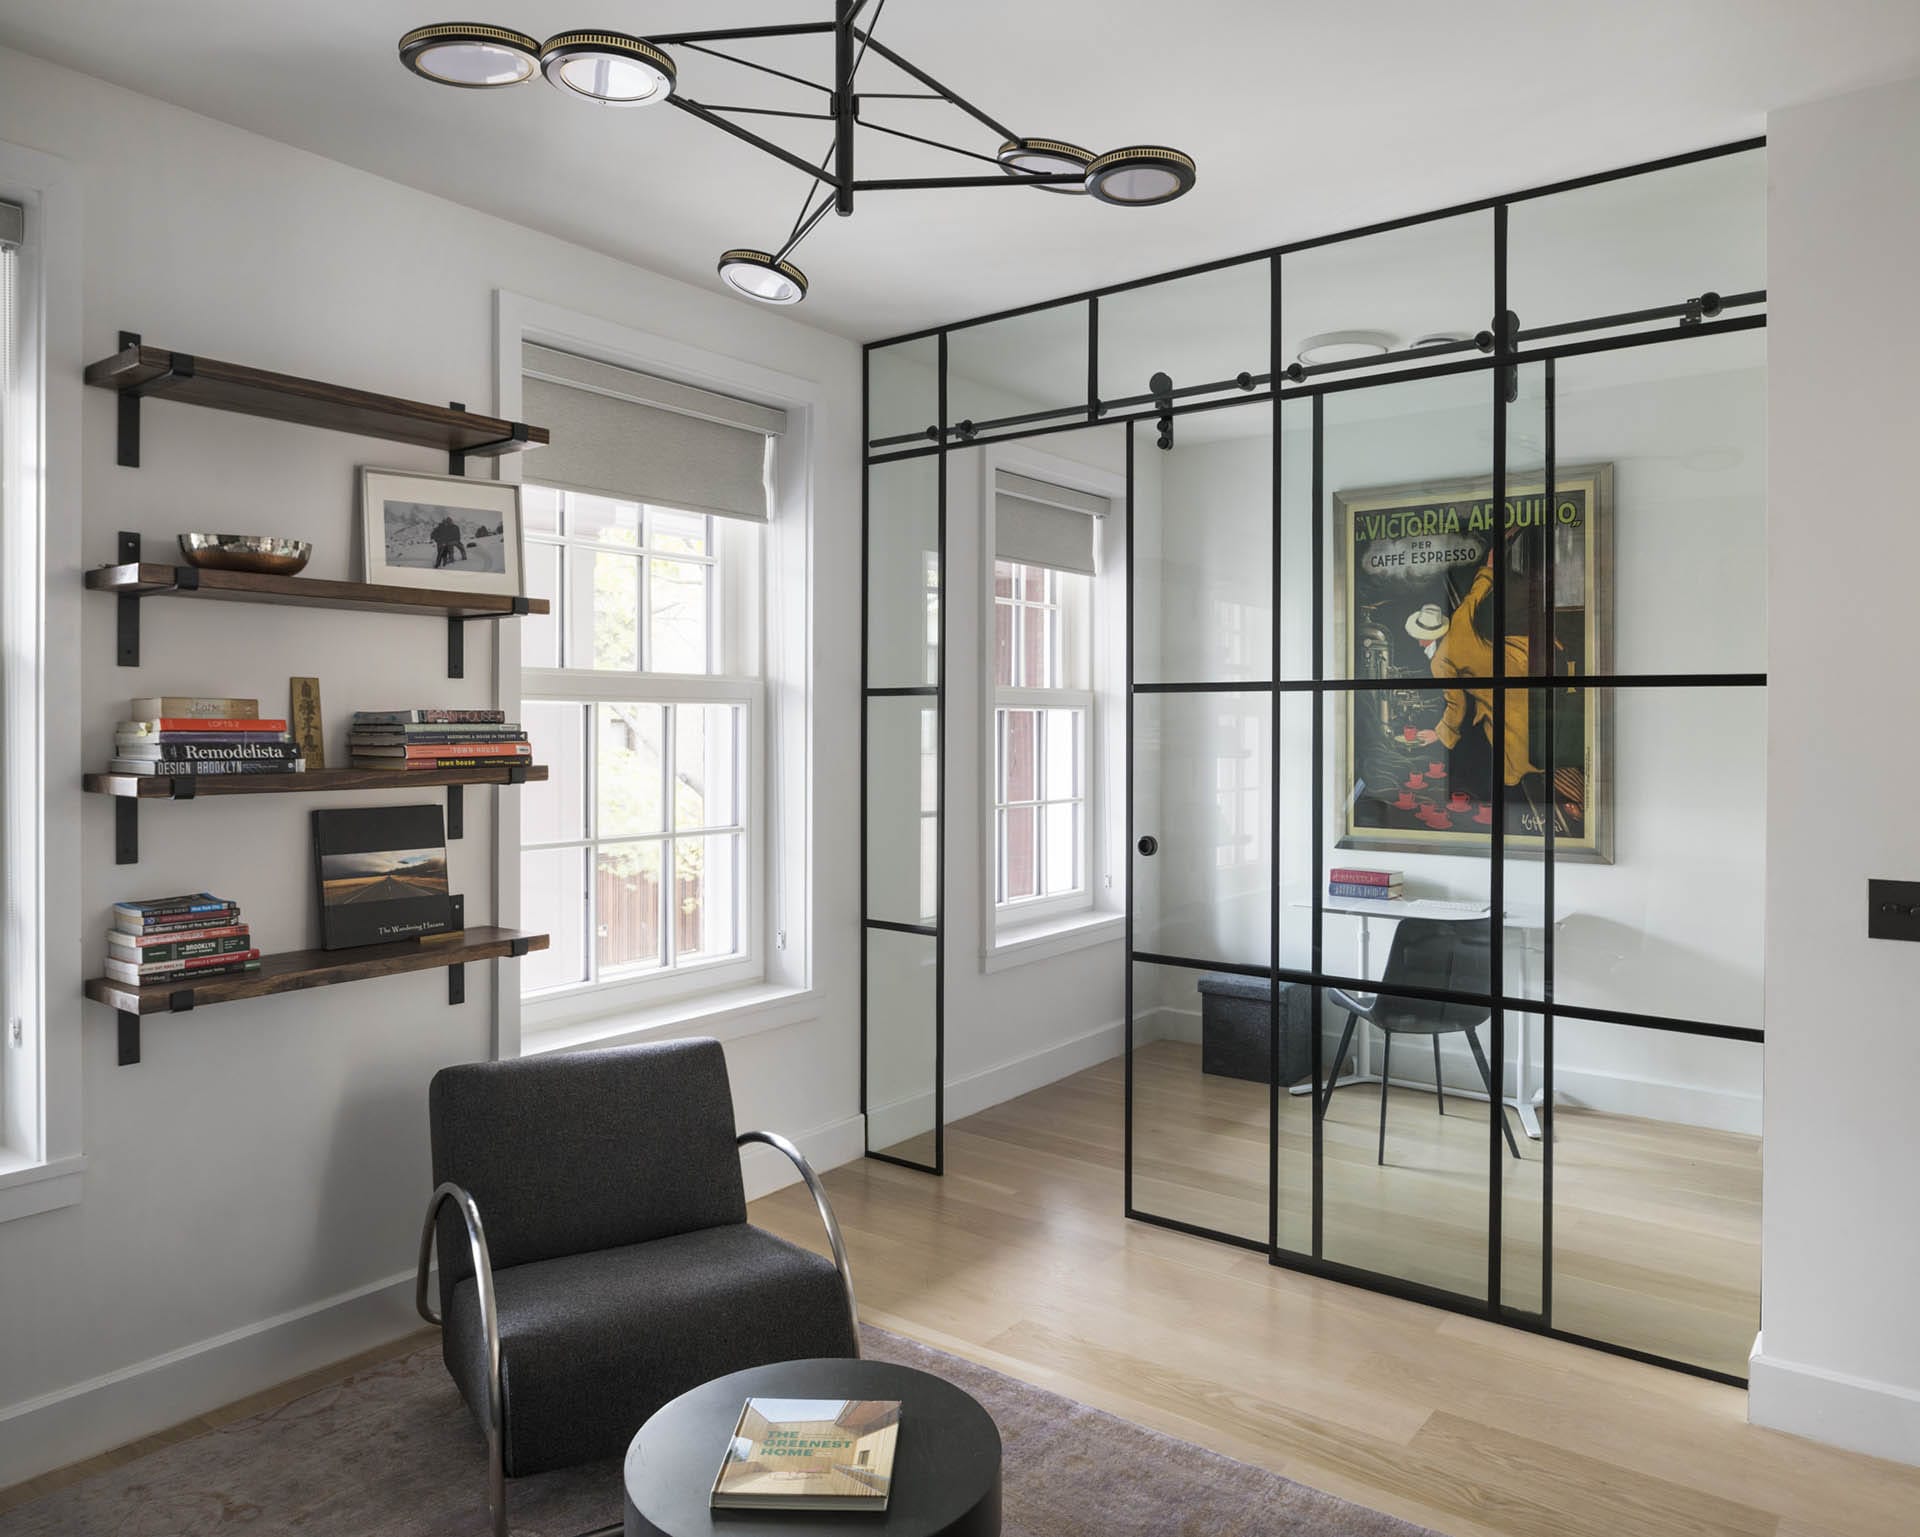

{"left": 0, "top": 45, "right": 863, "bottom": 1484}
{"left": 1752, "top": 71, "right": 1920, "bottom": 1467}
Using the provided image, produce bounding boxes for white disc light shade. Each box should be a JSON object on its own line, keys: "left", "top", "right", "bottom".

{"left": 718, "top": 250, "right": 808, "bottom": 306}
{"left": 398, "top": 23, "right": 540, "bottom": 87}
{"left": 997, "top": 137, "right": 1094, "bottom": 193}
{"left": 1297, "top": 330, "right": 1398, "bottom": 365}
{"left": 540, "top": 30, "right": 676, "bottom": 105}
{"left": 1084, "top": 146, "right": 1197, "bottom": 206}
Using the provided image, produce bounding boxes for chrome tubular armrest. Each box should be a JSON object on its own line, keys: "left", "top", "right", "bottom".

{"left": 1328, "top": 986, "right": 1376, "bottom": 1017}
{"left": 739, "top": 1130, "right": 862, "bottom": 1356}
{"left": 416, "top": 1181, "right": 507, "bottom": 1537}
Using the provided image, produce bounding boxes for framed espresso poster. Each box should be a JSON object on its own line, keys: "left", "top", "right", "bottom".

{"left": 311, "top": 804, "right": 453, "bottom": 949}
{"left": 1331, "top": 465, "right": 1615, "bottom": 863}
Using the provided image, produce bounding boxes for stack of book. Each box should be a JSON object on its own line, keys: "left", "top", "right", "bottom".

{"left": 348, "top": 709, "right": 531, "bottom": 771}
{"left": 111, "top": 696, "right": 302, "bottom": 778}
{"left": 105, "top": 893, "right": 260, "bottom": 988}
{"left": 1328, "top": 867, "right": 1404, "bottom": 901}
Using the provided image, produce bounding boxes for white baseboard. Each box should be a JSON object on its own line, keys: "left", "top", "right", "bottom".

{"left": 0, "top": 1267, "right": 423, "bottom": 1490}
{"left": 1748, "top": 1332, "right": 1920, "bottom": 1466}
{"left": 0, "top": 1110, "right": 869, "bottom": 1491}
{"left": 864, "top": 1018, "right": 1127, "bottom": 1150}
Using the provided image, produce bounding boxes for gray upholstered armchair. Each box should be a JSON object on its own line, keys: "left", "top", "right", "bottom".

{"left": 414, "top": 1038, "right": 860, "bottom": 1537}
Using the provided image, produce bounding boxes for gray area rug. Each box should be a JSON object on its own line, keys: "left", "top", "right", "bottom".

{"left": 1, "top": 1326, "right": 1434, "bottom": 1536}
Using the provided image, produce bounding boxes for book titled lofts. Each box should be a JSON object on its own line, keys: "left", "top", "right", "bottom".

{"left": 129, "top": 696, "right": 260, "bottom": 719}
{"left": 120, "top": 718, "right": 289, "bottom": 738}
{"left": 710, "top": 1398, "right": 901, "bottom": 1513}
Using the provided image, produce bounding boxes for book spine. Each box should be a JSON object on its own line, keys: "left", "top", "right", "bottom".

{"left": 349, "top": 756, "right": 523, "bottom": 770}
{"left": 352, "top": 710, "right": 508, "bottom": 725}
{"left": 111, "top": 923, "right": 248, "bottom": 946}
{"left": 1326, "top": 868, "right": 1401, "bottom": 886}
{"left": 113, "top": 742, "right": 303, "bottom": 762}
{"left": 399, "top": 742, "right": 529, "bottom": 759}
{"left": 1328, "top": 883, "right": 1402, "bottom": 899}
{"left": 103, "top": 957, "right": 262, "bottom": 986}
{"left": 107, "top": 932, "right": 252, "bottom": 963}
{"left": 113, "top": 894, "right": 227, "bottom": 916}
{"left": 348, "top": 729, "right": 528, "bottom": 744}
{"left": 123, "top": 718, "right": 289, "bottom": 734}
{"left": 111, "top": 760, "right": 305, "bottom": 776}
{"left": 109, "top": 944, "right": 261, "bottom": 974}
{"left": 128, "top": 697, "right": 260, "bottom": 719}
{"left": 115, "top": 913, "right": 241, "bottom": 936}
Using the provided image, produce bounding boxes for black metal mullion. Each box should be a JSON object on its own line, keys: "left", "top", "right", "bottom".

{"left": 1268, "top": 254, "right": 1284, "bottom": 1259}
{"left": 933, "top": 327, "right": 947, "bottom": 1175}
{"left": 860, "top": 343, "right": 872, "bottom": 1152}
{"left": 1310, "top": 392, "right": 1326, "bottom": 1260}
{"left": 1123, "top": 420, "right": 1136, "bottom": 1217}
{"left": 1488, "top": 201, "right": 1509, "bottom": 1314}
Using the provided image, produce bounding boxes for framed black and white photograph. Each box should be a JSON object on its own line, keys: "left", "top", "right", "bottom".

{"left": 359, "top": 467, "right": 523, "bottom": 596}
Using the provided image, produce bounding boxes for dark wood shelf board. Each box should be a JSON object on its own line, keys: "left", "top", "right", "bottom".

{"left": 86, "top": 926, "right": 550, "bottom": 1016}
{"left": 83, "top": 764, "right": 548, "bottom": 799}
{"left": 84, "top": 562, "right": 549, "bottom": 618}
{"left": 83, "top": 342, "right": 549, "bottom": 457}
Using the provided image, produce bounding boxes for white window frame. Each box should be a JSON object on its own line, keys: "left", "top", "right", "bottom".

{"left": 992, "top": 567, "right": 1093, "bottom": 924}
{"left": 0, "top": 141, "right": 82, "bottom": 1223}
{"left": 978, "top": 444, "right": 1128, "bottom": 972}
{"left": 493, "top": 293, "right": 817, "bottom": 1054}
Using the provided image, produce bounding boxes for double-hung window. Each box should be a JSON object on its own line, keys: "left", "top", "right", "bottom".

{"left": 516, "top": 345, "right": 781, "bottom": 1017}
{"left": 991, "top": 471, "right": 1103, "bottom": 927}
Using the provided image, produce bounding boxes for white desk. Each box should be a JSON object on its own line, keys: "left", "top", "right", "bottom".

{"left": 1286, "top": 896, "right": 1552, "bottom": 1139}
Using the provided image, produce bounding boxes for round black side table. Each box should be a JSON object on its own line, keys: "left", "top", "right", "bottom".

{"left": 623, "top": 1357, "right": 1001, "bottom": 1537}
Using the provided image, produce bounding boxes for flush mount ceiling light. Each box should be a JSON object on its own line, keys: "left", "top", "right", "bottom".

{"left": 997, "top": 137, "right": 1095, "bottom": 193}
{"left": 397, "top": 23, "right": 540, "bottom": 88}
{"left": 1084, "top": 146, "right": 1198, "bottom": 206}
{"left": 1296, "top": 330, "right": 1399, "bottom": 366}
{"left": 540, "top": 30, "right": 676, "bottom": 105}
{"left": 398, "top": 6, "right": 1196, "bottom": 305}
{"left": 718, "top": 249, "right": 808, "bottom": 306}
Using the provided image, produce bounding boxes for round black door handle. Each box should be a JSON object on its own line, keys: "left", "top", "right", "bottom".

{"left": 1137, "top": 835, "right": 1158, "bottom": 856}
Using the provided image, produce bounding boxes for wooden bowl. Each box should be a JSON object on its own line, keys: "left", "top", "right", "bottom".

{"left": 177, "top": 534, "right": 313, "bottom": 576}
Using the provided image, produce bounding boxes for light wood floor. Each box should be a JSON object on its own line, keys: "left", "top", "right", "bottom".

{"left": 784, "top": 1051, "right": 1913, "bottom": 1537}
{"left": 8, "top": 1053, "right": 1913, "bottom": 1536}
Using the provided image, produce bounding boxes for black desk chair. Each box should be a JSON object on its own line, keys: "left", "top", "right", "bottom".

{"left": 1323, "top": 917, "right": 1523, "bottom": 1165}
{"left": 415, "top": 1038, "right": 860, "bottom": 1537}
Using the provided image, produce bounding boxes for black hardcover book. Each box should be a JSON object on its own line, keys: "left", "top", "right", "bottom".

{"left": 311, "top": 804, "right": 453, "bottom": 950}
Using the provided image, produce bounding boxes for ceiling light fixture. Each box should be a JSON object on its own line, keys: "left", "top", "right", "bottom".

{"left": 718, "top": 250, "right": 809, "bottom": 306}
{"left": 397, "top": 23, "right": 540, "bottom": 88}
{"left": 1296, "top": 330, "right": 1399, "bottom": 366}
{"left": 997, "top": 137, "right": 1095, "bottom": 193}
{"left": 398, "top": 6, "right": 1197, "bottom": 305}
{"left": 540, "top": 30, "right": 676, "bottom": 105}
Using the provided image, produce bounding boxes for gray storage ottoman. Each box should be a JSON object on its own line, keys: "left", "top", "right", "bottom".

{"left": 1198, "top": 974, "right": 1313, "bottom": 1086}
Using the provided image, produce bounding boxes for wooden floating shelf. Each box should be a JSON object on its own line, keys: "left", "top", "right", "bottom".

{"left": 83, "top": 340, "right": 549, "bottom": 461}
{"left": 87, "top": 926, "right": 550, "bottom": 1065}
{"left": 84, "top": 764, "right": 548, "bottom": 799}
{"left": 85, "top": 562, "right": 550, "bottom": 620}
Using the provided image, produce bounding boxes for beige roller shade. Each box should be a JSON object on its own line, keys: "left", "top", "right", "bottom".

{"left": 521, "top": 343, "right": 786, "bottom": 522}
{"left": 994, "top": 470, "right": 1106, "bottom": 575}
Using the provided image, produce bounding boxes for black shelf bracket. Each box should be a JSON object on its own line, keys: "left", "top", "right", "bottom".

{"left": 115, "top": 330, "right": 197, "bottom": 469}
{"left": 447, "top": 894, "right": 466, "bottom": 1004}
{"left": 447, "top": 783, "right": 463, "bottom": 839}
{"left": 115, "top": 798, "right": 138, "bottom": 866}
{"left": 447, "top": 615, "right": 465, "bottom": 678}
{"left": 448, "top": 401, "right": 468, "bottom": 477}
{"left": 117, "top": 1010, "right": 140, "bottom": 1066}
{"left": 116, "top": 529, "right": 141, "bottom": 666}
{"left": 509, "top": 937, "right": 531, "bottom": 958}
{"left": 506, "top": 762, "right": 528, "bottom": 785}
{"left": 170, "top": 774, "right": 197, "bottom": 800}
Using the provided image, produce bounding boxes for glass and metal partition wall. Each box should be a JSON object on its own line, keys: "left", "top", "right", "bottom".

{"left": 863, "top": 139, "right": 1766, "bottom": 1381}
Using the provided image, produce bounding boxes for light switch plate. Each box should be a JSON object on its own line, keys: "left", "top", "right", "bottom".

{"left": 1867, "top": 879, "right": 1920, "bottom": 942}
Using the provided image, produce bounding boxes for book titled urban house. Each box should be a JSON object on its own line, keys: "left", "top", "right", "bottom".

{"left": 710, "top": 1398, "right": 901, "bottom": 1512}
{"left": 310, "top": 804, "right": 452, "bottom": 950}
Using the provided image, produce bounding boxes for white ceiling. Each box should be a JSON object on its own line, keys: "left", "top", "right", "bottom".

{"left": 2, "top": 0, "right": 1917, "bottom": 342}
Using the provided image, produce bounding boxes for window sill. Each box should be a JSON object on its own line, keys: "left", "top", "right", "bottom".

{"left": 520, "top": 982, "right": 817, "bottom": 1057}
{"left": 981, "top": 910, "right": 1125, "bottom": 974}
{"left": 0, "top": 1153, "right": 86, "bottom": 1224}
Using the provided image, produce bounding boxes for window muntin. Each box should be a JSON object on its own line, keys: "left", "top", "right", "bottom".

{"left": 993, "top": 560, "right": 1091, "bottom": 917}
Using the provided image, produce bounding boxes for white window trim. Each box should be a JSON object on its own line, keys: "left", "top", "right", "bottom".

{"left": 0, "top": 141, "right": 81, "bottom": 1223}
{"left": 492, "top": 292, "right": 817, "bottom": 1056}
{"left": 977, "top": 442, "right": 1127, "bottom": 973}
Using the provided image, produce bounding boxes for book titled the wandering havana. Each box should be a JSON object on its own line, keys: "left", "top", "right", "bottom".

{"left": 710, "top": 1398, "right": 901, "bottom": 1513}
